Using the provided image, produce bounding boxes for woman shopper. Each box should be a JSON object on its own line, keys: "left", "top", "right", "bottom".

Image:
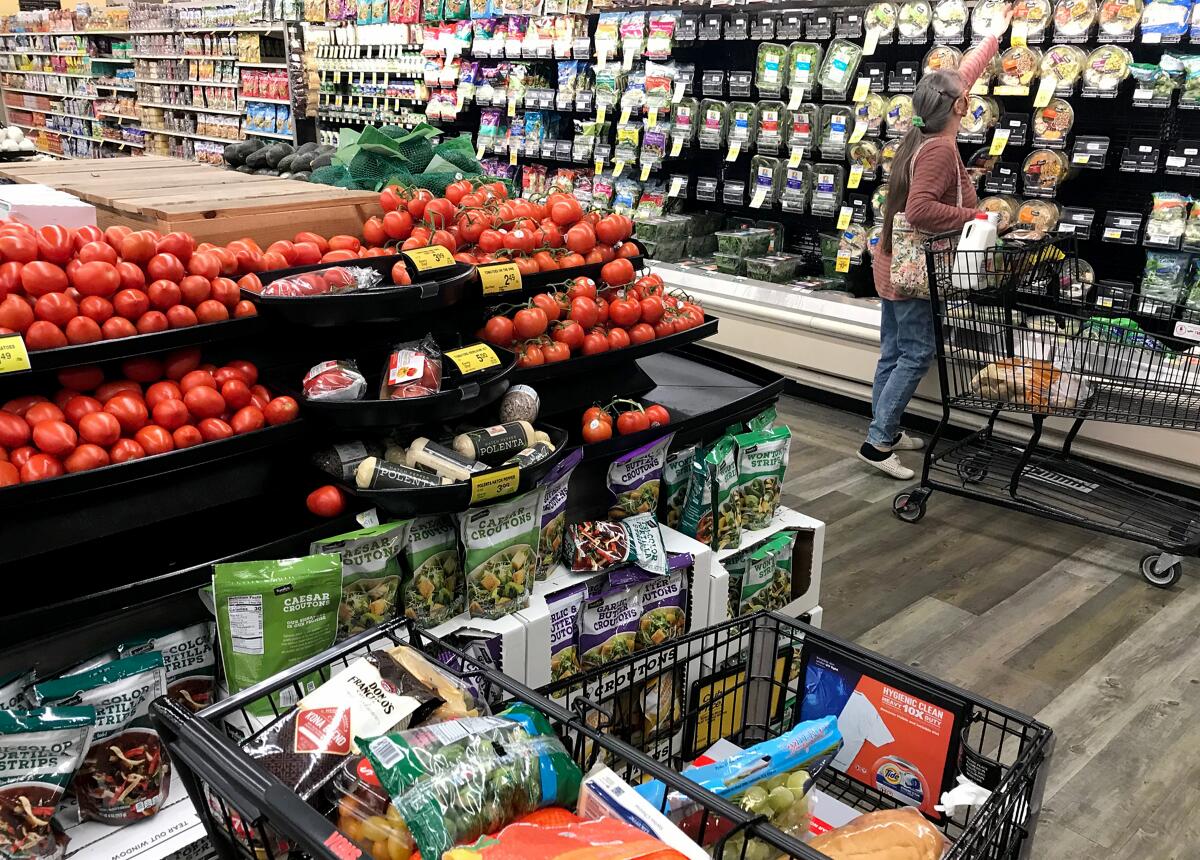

{"left": 857, "top": 32, "right": 1001, "bottom": 480}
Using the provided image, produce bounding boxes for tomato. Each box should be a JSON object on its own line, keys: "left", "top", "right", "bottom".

{"left": 34, "top": 225, "right": 74, "bottom": 265}
{"left": 214, "top": 381, "right": 249, "bottom": 413}
{"left": 380, "top": 186, "right": 403, "bottom": 212}
{"left": 73, "top": 225, "right": 104, "bottom": 250}
{"left": 225, "top": 360, "right": 258, "bottom": 386}
{"left": 93, "top": 381, "right": 137, "bottom": 403}
{"left": 383, "top": 210, "right": 415, "bottom": 242}
{"left": 9, "top": 446, "right": 35, "bottom": 469}
{"left": 537, "top": 223, "right": 563, "bottom": 249}
{"left": 136, "top": 311, "right": 168, "bottom": 334}
{"left": 532, "top": 251, "right": 558, "bottom": 272}
{"left": 176, "top": 275, "right": 210, "bottom": 307}
{"left": 567, "top": 278, "right": 597, "bottom": 301}
{"left": 182, "top": 387, "right": 225, "bottom": 422}
{"left": 597, "top": 244, "right": 616, "bottom": 263}
{"left": 65, "top": 395, "right": 104, "bottom": 427}
{"left": 600, "top": 258, "right": 635, "bottom": 288}
{"left": 513, "top": 307, "right": 549, "bottom": 339}
{"left": 191, "top": 299, "right": 228, "bottom": 324}
{"left": 76, "top": 240, "right": 117, "bottom": 266}
{"left": 230, "top": 405, "right": 265, "bottom": 435}
{"left": 186, "top": 252, "right": 221, "bottom": 279}
{"left": 564, "top": 223, "right": 596, "bottom": 255}
{"left": 634, "top": 295, "right": 664, "bottom": 325}
{"left": 582, "top": 406, "right": 612, "bottom": 425}
{"left": 0, "top": 412, "right": 30, "bottom": 448}
{"left": 20, "top": 453, "right": 62, "bottom": 482}
{"left": 158, "top": 350, "right": 197, "bottom": 384}
{"left": 582, "top": 331, "right": 608, "bottom": 355}
{"left": 628, "top": 322, "right": 656, "bottom": 345}
{"left": 516, "top": 344, "right": 544, "bottom": 368}
{"left": 0, "top": 233, "right": 36, "bottom": 264}
{"left": 445, "top": 179, "right": 473, "bottom": 205}
{"left": 0, "top": 461, "right": 16, "bottom": 485}
{"left": 541, "top": 341, "right": 571, "bottom": 363}
{"left": 644, "top": 404, "right": 671, "bottom": 427}
{"left": 116, "top": 230, "right": 156, "bottom": 265}
{"left": 210, "top": 278, "right": 240, "bottom": 308}
{"left": 503, "top": 229, "right": 537, "bottom": 255}
{"left": 306, "top": 484, "right": 346, "bottom": 517}
{"left": 210, "top": 247, "right": 238, "bottom": 277}
{"left": 322, "top": 249, "right": 359, "bottom": 262}
{"left": 171, "top": 424, "right": 202, "bottom": 449}
{"left": 102, "top": 225, "right": 131, "bottom": 250}
{"left": 132, "top": 424, "right": 174, "bottom": 455}
{"left": 112, "top": 288, "right": 150, "bottom": 320}
{"left": 51, "top": 388, "right": 78, "bottom": 411}
{"left": 32, "top": 292, "right": 75, "bottom": 328}
{"left": 293, "top": 231, "right": 328, "bottom": 253}
{"left": 109, "top": 438, "right": 146, "bottom": 464}
{"left": 608, "top": 297, "right": 641, "bottom": 328}
{"left": 616, "top": 242, "right": 640, "bottom": 260}
{"left": 616, "top": 409, "right": 650, "bottom": 435}
{"left": 406, "top": 190, "right": 434, "bottom": 218}
{"left": 57, "top": 366, "right": 103, "bottom": 392}
{"left": 362, "top": 217, "right": 387, "bottom": 247}
{"left": 64, "top": 443, "right": 109, "bottom": 473}
{"left": 514, "top": 256, "right": 540, "bottom": 277}
{"left": 197, "top": 417, "right": 234, "bottom": 442}
{"left": 250, "top": 385, "right": 272, "bottom": 410}
{"left": 569, "top": 296, "right": 599, "bottom": 329}
{"left": 28, "top": 418, "right": 74, "bottom": 457}
{"left": 20, "top": 261, "right": 68, "bottom": 298}
{"left": 146, "top": 279, "right": 181, "bottom": 311}
{"left": 550, "top": 198, "right": 584, "bottom": 227}
{"left": 156, "top": 232, "right": 194, "bottom": 263}
{"left": 582, "top": 416, "right": 612, "bottom": 443}
{"left": 654, "top": 317, "right": 678, "bottom": 338}
{"left": 146, "top": 253, "right": 184, "bottom": 283}
{"left": 263, "top": 396, "right": 298, "bottom": 425}
{"left": 477, "top": 229, "right": 504, "bottom": 254}
{"left": 552, "top": 320, "right": 584, "bottom": 351}
{"left": 607, "top": 327, "right": 630, "bottom": 350}
{"left": 24, "top": 321, "right": 67, "bottom": 350}
{"left": 677, "top": 309, "right": 704, "bottom": 330}
{"left": 103, "top": 393, "right": 148, "bottom": 435}
{"left": 0, "top": 295, "right": 33, "bottom": 333}
{"left": 328, "top": 235, "right": 361, "bottom": 253}
{"left": 64, "top": 316, "right": 101, "bottom": 344}
{"left": 482, "top": 315, "right": 515, "bottom": 346}
{"left": 530, "top": 292, "right": 561, "bottom": 322}
{"left": 166, "top": 305, "right": 198, "bottom": 328}
{"left": 594, "top": 215, "right": 624, "bottom": 246}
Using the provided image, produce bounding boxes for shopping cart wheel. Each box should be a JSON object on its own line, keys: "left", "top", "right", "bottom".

{"left": 892, "top": 492, "right": 927, "bottom": 523}
{"left": 1141, "top": 553, "right": 1183, "bottom": 589}
{"left": 956, "top": 455, "right": 990, "bottom": 485}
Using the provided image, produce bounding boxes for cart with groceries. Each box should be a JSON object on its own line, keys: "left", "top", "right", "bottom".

{"left": 150, "top": 611, "right": 1053, "bottom": 860}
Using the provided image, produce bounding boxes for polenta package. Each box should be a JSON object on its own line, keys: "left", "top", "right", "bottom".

{"left": 733, "top": 425, "right": 791, "bottom": 531}
{"left": 537, "top": 449, "right": 582, "bottom": 580}
{"left": 402, "top": 516, "right": 461, "bottom": 628}
{"left": 460, "top": 488, "right": 545, "bottom": 619}
{"left": 660, "top": 443, "right": 697, "bottom": 529}
{"left": 312, "top": 522, "right": 409, "bottom": 641}
{"left": 607, "top": 433, "right": 674, "bottom": 521}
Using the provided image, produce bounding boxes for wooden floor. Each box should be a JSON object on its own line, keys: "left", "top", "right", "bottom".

{"left": 776, "top": 395, "right": 1199, "bottom": 860}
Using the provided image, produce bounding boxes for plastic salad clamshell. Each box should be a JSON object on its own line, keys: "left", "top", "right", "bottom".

{"left": 1054, "top": 0, "right": 1098, "bottom": 35}
{"left": 698, "top": 99, "right": 728, "bottom": 147}
{"left": 1023, "top": 148, "right": 1070, "bottom": 190}
{"left": 756, "top": 43, "right": 788, "bottom": 96}
{"left": 866, "top": 3, "right": 899, "bottom": 35}
{"left": 714, "top": 252, "right": 745, "bottom": 275}
{"left": 787, "top": 42, "right": 824, "bottom": 94}
{"left": 885, "top": 94, "right": 914, "bottom": 136}
{"left": 817, "top": 39, "right": 863, "bottom": 94}
{"left": 855, "top": 92, "right": 886, "bottom": 134}
{"left": 849, "top": 139, "right": 882, "bottom": 173}
{"left": 1040, "top": 43, "right": 1086, "bottom": 85}
{"left": 881, "top": 138, "right": 901, "bottom": 176}
{"left": 1013, "top": 0, "right": 1053, "bottom": 37}
{"left": 933, "top": 0, "right": 970, "bottom": 38}
{"left": 810, "top": 164, "right": 845, "bottom": 216}
{"left": 923, "top": 44, "right": 963, "bottom": 73}
{"left": 672, "top": 97, "right": 698, "bottom": 141}
{"left": 899, "top": 1, "right": 934, "bottom": 36}
{"left": 715, "top": 228, "right": 774, "bottom": 256}
{"left": 750, "top": 156, "right": 783, "bottom": 204}
{"left": 786, "top": 103, "right": 819, "bottom": 148}
{"left": 872, "top": 182, "right": 889, "bottom": 218}
{"left": 840, "top": 224, "right": 869, "bottom": 260}
{"left": 1017, "top": 199, "right": 1062, "bottom": 231}
{"left": 1082, "top": 44, "right": 1131, "bottom": 89}
{"left": 980, "top": 195, "right": 1022, "bottom": 230}
{"left": 819, "top": 104, "right": 852, "bottom": 151}
{"left": 1033, "top": 98, "right": 1074, "bottom": 140}
{"left": 757, "top": 101, "right": 787, "bottom": 150}
{"left": 1140, "top": 0, "right": 1191, "bottom": 37}
{"left": 782, "top": 163, "right": 813, "bottom": 209}
{"left": 728, "top": 101, "right": 759, "bottom": 144}
{"left": 959, "top": 95, "right": 1000, "bottom": 133}
{"left": 1098, "top": 0, "right": 1143, "bottom": 35}
{"left": 999, "top": 46, "right": 1042, "bottom": 86}
{"left": 972, "top": 0, "right": 1013, "bottom": 36}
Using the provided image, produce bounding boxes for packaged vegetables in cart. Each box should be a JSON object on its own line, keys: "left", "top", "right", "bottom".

{"left": 30, "top": 654, "right": 170, "bottom": 824}
{"left": 933, "top": 0, "right": 970, "bottom": 38}
{"left": 787, "top": 42, "right": 824, "bottom": 95}
{"left": 403, "top": 515, "right": 461, "bottom": 628}
{"left": 899, "top": 1, "right": 934, "bottom": 36}
{"left": 312, "top": 523, "right": 407, "bottom": 641}
{"left": 461, "top": 488, "right": 545, "bottom": 619}
{"left": 756, "top": 43, "right": 788, "bottom": 96}
{"left": 566, "top": 512, "right": 668, "bottom": 575}
{"left": 817, "top": 39, "right": 862, "bottom": 95}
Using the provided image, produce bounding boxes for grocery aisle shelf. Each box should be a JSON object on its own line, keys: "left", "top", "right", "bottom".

{"left": 245, "top": 129, "right": 292, "bottom": 140}
{"left": 31, "top": 146, "right": 69, "bottom": 157}
{"left": 145, "top": 127, "right": 240, "bottom": 145}
{"left": 95, "top": 83, "right": 136, "bottom": 91}
{"left": 140, "top": 101, "right": 241, "bottom": 115}
{"left": 13, "top": 123, "right": 145, "bottom": 148}
{"left": 238, "top": 61, "right": 287, "bottom": 69}
{"left": 97, "top": 112, "right": 141, "bottom": 121}
{"left": 241, "top": 96, "right": 289, "bottom": 104}
{"left": 134, "top": 77, "right": 238, "bottom": 87}
{"left": 3, "top": 86, "right": 97, "bottom": 97}
{"left": 11, "top": 106, "right": 95, "bottom": 120}
{"left": 0, "top": 50, "right": 86, "bottom": 56}
{"left": 3, "top": 69, "right": 93, "bottom": 78}
{"left": 131, "top": 54, "right": 239, "bottom": 60}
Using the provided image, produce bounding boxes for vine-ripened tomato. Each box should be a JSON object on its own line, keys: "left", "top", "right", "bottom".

{"left": 600, "top": 258, "right": 635, "bottom": 288}
{"left": 594, "top": 214, "right": 626, "bottom": 246}
{"left": 569, "top": 296, "right": 599, "bottom": 329}
{"left": 306, "top": 484, "right": 346, "bottom": 517}
{"left": 582, "top": 406, "right": 612, "bottom": 426}
{"left": 516, "top": 343, "right": 544, "bottom": 368}
{"left": 564, "top": 223, "right": 596, "bottom": 255}
{"left": 567, "top": 277, "right": 597, "bottom": 301}
{"left": 541, "top": 341, "right": 570, "bottom": 363}
{"left": 596, "top": 297, "right": 609, "bottom": 325}
{"left": 483, "top": 315, "right": 515, "bottom": 347}
{"left": 581, "top": 331, "right": 608, "bottom": 356}
{"left": 629, "top": 322, "right": 656, "bottom": 345}
{"left": 654, "top": 318, "right": 678, "bottom": 338}
{"left": 532, "top": 251, "right": 558, "bottom": 272}
{"left": 552, "top": 320, "right": 584, "bottom": 352}
{"left": 531, "top": 292, "right": 561, "bottom": 322}
{"left": 616, "top": 409, "right": 650, "bottom": 435}
{"left": 639, "top": 296, "right": 665, "bottom": 324}
{"left": 616, "top": 242, "right": 640, "bottom": 259}
{"left": 608, "top": 297, "right": 640, "bottom": 328}
{"left": 607, "top": 327, "right": 630, "bottom": 350}
{"left": 582, "top": 416, "right": 613, "bottom": 443}
{"left": 503, "top": 229, "right": 537, "bottom": 255}
{"left": 513, "top": 307, "right": 548, "bottom": 339}
{"left": 406, "top": 189, "right": 434, "bottom": 219}
{"left": 644, "top": 404, "right": 671, "bottom": 427}
{"left": 477, "top": 229, "right": 504, "bottom": 254}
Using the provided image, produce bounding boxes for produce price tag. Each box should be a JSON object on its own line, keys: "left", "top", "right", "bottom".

{"left": 669, "top": 176, "right": 686, "bottom": 197}
{"left": 988, "top": 128, "right": 1010, "bottom": 157}
{"left": 849, "top": 121, "right": 867, "bottom": 144}
{"left": 614, "top": 159, "right": 626, "bottom": 176}
{"left": 970, "top": 78, "right": 989, "bottom": 95}
{"left": 0, "top": 334, "right": 30, "bottom": 374}
{"left": 619, "top": 105, "right": 632, "bottom": 125}
{"left": 640, "top": 163, "right": 652, "bottom": 180}
{"left": 623, "top": 50, "right": 635, "bottom": 71}
{"left": 787, "top": 88, "right": 803, "bottom": 110}
{"left": 477, "top": 262, "right": 522, "bottom": 295}
{"left": 597, "top": 45, "right": 609, "bottom": 68}
{"left": 403, "top": 245, "right": 455, "bottom": 272}
{"left": 788, "top": 146, "right": 805, "bottom": 167}
{"left": 1142, "top": 31, "right": 1161, "bottom": 43}
{"left": 749, "top": 186, "right": 768, "bottom": 208}
{"left": 1033, "top": 76, "right": 1057, "bottom": 108}
{"left": 847, "top": 163, "right": 864, "bottom": 188}
{"left": 1011, "top": 21, "right": 1027, "bottom": 47}
{"left": 647, "top": 108, "right": 657, "bottom": 129}
{"left": 470, "top": 467, "right": 520, "bottom": 503}
{"left": 726, "top": 140, "right": 742, "bottom": 161}
{"left": 507, "top": 98, "right": 516, "bottom": 117}
{"left": 852, "top": 76, "right": 870, "bottom": 102}
{"left": 1072, "top": 152, "right": 1090, "bottom": 164}
{"left": 673, "top": 81, "right": 686, "bottom": 103}
{"left": 863, "top": 28, "right": 879, "bottom": 55}
{"left": 835, "top": 249, "right": 852, "bottom": 272}
{"left": 446, "top": 343, "right": 501, "bottom": 375}
{"left": 596, "top": 105, "right": 606, "bottom": 124}
{"left": 476, "top": 141, "right": 486, "bottom": 160}
{"left": 509, "top": 148, "right": 519, "bottom": 165}
{"left": 836, "top": 206, "right": 853, "bottom": 230}
{"left": 670, "top": 136, "right": 683, "bottom": 157}
{"left": 594, "top": 158, "right": 604, "bottom": 174}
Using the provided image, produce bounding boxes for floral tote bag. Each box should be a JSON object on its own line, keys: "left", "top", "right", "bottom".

{"left": 890, "top": 140, "right": 963, "bottom": 300}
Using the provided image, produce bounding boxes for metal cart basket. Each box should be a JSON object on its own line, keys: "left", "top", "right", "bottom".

{"left": 151, "top": 611, "right": 1053, "bottom": 860}
{"left": 893, "top": 231, "right": 1200, "bottom": 587}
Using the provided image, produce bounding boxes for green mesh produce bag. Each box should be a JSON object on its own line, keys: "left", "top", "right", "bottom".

{"left": 311, "top": 164, "right": 355, "bottom": 188}
{"left": 435, "top": 135, "right": 482, "bottom": 172}
{"left": 312, "top": 123, "right": 489, "bottom": 192}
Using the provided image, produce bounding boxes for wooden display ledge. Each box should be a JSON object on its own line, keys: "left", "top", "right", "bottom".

{"left": 0, "top": 155, "right": 381, "bottom": 245}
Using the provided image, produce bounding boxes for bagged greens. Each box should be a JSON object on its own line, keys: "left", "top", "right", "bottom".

{"left": 312, "top": 522, "right": 409, "bottom": 641}
{"left": 402, "top": 516, "right": 461, "bottom": 628}
{"left": 213, "top": 555, "right": 342, "bottom": 717}
{"left": 0, "top": 706, "right": 96, "bottom": 858}
{"left": 757, "top": 42, "right": 788, "bottom": 95}
{"left": 460, "top": 488, "right": 545, "bottom": 619}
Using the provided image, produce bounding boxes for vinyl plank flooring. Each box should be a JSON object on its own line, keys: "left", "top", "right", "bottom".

{"left": 774, "top": 394, "right": 1198, "bottom": 860}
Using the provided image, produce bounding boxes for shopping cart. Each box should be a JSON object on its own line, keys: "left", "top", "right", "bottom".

{"left": 151, "top": 611, "right": 1053, "bottom": 860}
{"left": 892, "top": 230, "right": 1200, "bottom": 587}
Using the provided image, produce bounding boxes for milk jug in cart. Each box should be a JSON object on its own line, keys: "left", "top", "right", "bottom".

{"left": 950, "top": 212, "right": 999, "bottom": 291}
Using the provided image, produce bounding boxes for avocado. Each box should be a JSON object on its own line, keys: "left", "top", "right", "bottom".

{"left": 290, "top": 151, "right": 314, "bottom": 172}
{"left": 253, "top": 168, "right": 276, "bottom": 175}
{"left": 223, "top": 142, "right": 243, "bottom": 166}
{"left": 296, "top": 141, "right": 319, "bottom": 154}
{"left": 235, "top": 164, "right": 255, "bottom": 174}
{"left": 277, "top": 153, "right": 296, "bottom": 172}
{"left": 263, "top": 143, "right": 292, "bottom": 168}
{"left": 310, "top": 152, "right": 333, "bottom": 170}
{"left": 245, "top": 147, "right": 270, "bottom": 169}
{"left": 291, "top": 171, "right": 310, "bottom": 181}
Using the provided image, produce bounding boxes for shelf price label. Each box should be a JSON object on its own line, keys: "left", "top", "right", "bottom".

{"left": 470, "top": 466, "right": 520, "bottom": 504}
{"left": 596, "top": 105, "right": 606, "bottom": 124}
{"left": 988, "top": 128, "right": 1010, "bottom": 157}
{"left": 0, "top": 334, "right": 30, "bottom": 375}
{"left": 849, "top": 121, "right": 868, "bottom": 144}
{"left": 726, "top": 140, "right": 742, "bottom": 162}
{"left": 836, "top": 206, "right": 853, "bottom": 230}
{"left": 749, "top": 186, "right": 768, "bottom": 208}
{"left": 509, "top": 147, "right": 519, "bottom": 165}
{"left": 673, "top": 81, "right": 686, "bottom": 103}
{"left": 669, "top": 176, "right": 686, "bottom": 197}
{"left": 476, "top": 140, "right": 486, "bottom": 160}
{"left": 613, "top": 159, "right": 626, "bottom": 177}
{"left": 788, "top": 146, "right": 805, "bottom": 167}
{"left": 852, "top": 76, "right": 870, "bottom": 102}
{"left": 670, "top": 136, "right": 683, "bottom": 157}
{"left": 647, "top": 108, "right": 657, "bottom": 128}
{"left": 446, "top": 343, "right": 502, "bottom": 375}
{"left": 507, "top": 98, "right": 516, "bottom": 118}
{"left": 847, "top": 163, "right": 864, "bottom": 188}
{"left": 1033, "top": 76, "right": 1056, "bottom": 108}
{"left": 1011, "top": 20, "right": 1028, "bottom": 47}
{"left": 478, "top": 262, "right": 522, "bottom": 296}
{"left": 787, "top": 87, "right": 804, "bottom": 110}
{"left": 403, "top": 245, "right": 455, "bottom": 273}
{"left": 640, "top": 163, "right": 653, "bottom": 181}
{"left": 619, "top": 105, "right": 632, "bottom": 125}
{"left": 835, "top": 249, "right": 852, "bottom": 272}
{"left": 594, "top": 157, "right": 604, "bottom": 174}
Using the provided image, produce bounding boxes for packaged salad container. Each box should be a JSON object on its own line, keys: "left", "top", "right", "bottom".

{"left": 980, "top": 195, "right": 1022, "bottom": 230}
{"left": 855, "top": 92, "right": 886, "bottom": 134}
{"left": 687, "top": 234, "right": 717, "bottom": 257}
{"left": 1013, "top": 0, "right": 1053, "bottom": 37}
{"left": 923, "top": 44, "right": 963, "bottom": 73}
{"left": 672, "top": 97, "right": 698, "bottom": 141}
{"left": 899, "top": 1, "right": 934, "bottom": 36}
{"left": 885, "top": 94, "right": 914, "bottom": 136}
{"left": 1082, "top": 44, "right": 1131, "bottom": 89}
{"left": 1183, "top": 55, "right": 1200, "bottom": 106}
{"left": 786, "top": 102, "right": 820, "bottom": 148}
{"left": 1017, "top": 198, "right": 1062, "bottom": 231}
{"left": 1098, "top": 0, "right": 1142, "bottom": 35}
{"left": 867, "top": 225, "right": 884, "bottom": 255}
{"left": 787, "top": 42, "right": 825, "bottom": 94}
{"left": 933, "top": 0, "right": 970, "bottom": 38}
{"left": 1130, "top": 62, "right": 1176, "bottom": 100}
{"left": 972, "top": 0, "right": 1013, "bottom": 36}
{"left": 965, "top": 146, "right": 1000, "bottom": 181}
{"left": 872, "top": 182, "right": 889, "bottom": 219}
{"left": 757, "top": 101, "right": 787, "bottom": 150}
{"left": 698, "top": 99, "right": 728, "bottom": 147}
{"left": 819, "top": 104, "right": 852, "bottom": 151}
{"left": 881, "top": 139, "right": 901, "bottom": 176}
{"left": 1040, "top": 43, "right": 1087, "bottom": 85}
{"left": 840, "top": 224, "right": 869, "bottom": 260}
{"left": 757, "top": 42, "right": 789, "bottom": 96}
{"left": 849, "top": 139, "right": 882, "bottom": 174}
{"left": 1140, "top": 0, "right": 1192, "bottom": 38}
{"left": 1054, "top": 0, "right": 1098, "bottom": 35}
{"left": 817, "top": 39, "right": 863, "bottom": 94}
{"left": 781, "top": 163, "right": 813, "bottom": 209}
{"left": 961, "top": 96, "right": 1001, "bottom": 135}
{"left": 715, "top": 228, "right": 774, "bottom": 256}
{"left": 644, "top": 238, "right": 687, "bottom": 262}
{"left": 1023, "top": 148, "right": 1070, "bottom": 191}
{"left": 1033, "top": 98, "right": 1074, "bottom": 140}
{"left": 745, "top": 253, "right": 803, "bottom": 282}
{"left": 750, "top": 155, "right": 783, "bottom": 204}
{"left": 999, "top": 46, "right": 1042, "bottom": 86}
{"left": 810, "top": 164, "right": 845, "bottom": 216}
{"left": 728, "top": 101, "right": 759, "bottom": 144}
{"left": 714, "top": 252, "right": 745, "bottom": 275}
{"left": 866, "top": 3, "right": 899, "bottom": 36}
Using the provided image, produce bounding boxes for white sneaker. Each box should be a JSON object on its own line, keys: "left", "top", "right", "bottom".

{"left": 891, "top": 432, "right": 926, "bottom": 451}
{"left": 857, "top": 451, "right": 915, "bottom": 480}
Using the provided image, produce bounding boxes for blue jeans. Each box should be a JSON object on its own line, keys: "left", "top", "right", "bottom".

{"left": 868, "top": 298, "right": 935, "bottom": 447}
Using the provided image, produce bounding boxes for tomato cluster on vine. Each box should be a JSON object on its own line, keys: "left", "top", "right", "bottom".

{"left": 368, "top": 183, "right": 641, "bottom": 272}
{"left": 581, "top": 399, "right": 672, "bottom": 443}
{"left": 476, "top": 268, "right": 705, "bottom": 369}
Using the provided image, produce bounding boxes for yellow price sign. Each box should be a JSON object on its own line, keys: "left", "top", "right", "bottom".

{"left": 0, "top": 334, "right": 30, "bottom": 375}
{"left": 613, "top": 159, "right": 626, "bottom": 177}
{"left": 670, "top": 136, "right": 683, "bottom": 157}
{"left": 509, "top": 148, "right": 519, "bottom": 166}
{"left": 476, "top": 141, "right": 486, "bottom": 160}
{"left": 1011, "top": 20, "right": 1028, "bottom": 47}
{"left": 852, "top": 76, "right": 870, "bottom": 102}
{"left": 596, "top": 105, "right": 606, "bottom": 124}
{"left": 849, "top": 121, "right": 868, "bottom": 144}
{"left": 647, "top": 107, "right": 657, "bottom": 128}
{"left": 507, "top": 98, "right": 517, "bottom": 118}
{"left": 1033, "top": 75, "right": 1057, "bottom": 108}
{"left": 403, "top": 245, "right": 455, "bottom": 272}
{"left": 988, "top": 127, "right": 1011, "bottom": 157}
{"left": 835, "top": 250, "right": 852, "bottom": 273}
{"left": 836, "top": 206, "right": 853, "bottom": 230}
{"left": 594, "top": 158, "right": 604, "bottom": 174}
{"left": 787, "top": 88, "right": 803, "bottom": 110}
{"left": 640, "top": 163, "right": 652, "bottom": 181}
{"left": 847, "top": 163, "right": 864, "bottom": 189}
{"left": 446, "top": 343, "right": 502, "bottom": 375}
{"left": 477, "top": 262, "right": 522, "bottom": 295}
{"left": 725, "top": 140, "right": 742, "bottom": 162}
{"left": 470, "top": 466, "right": 520, "bottom": 503}
{"left": 619, "top": 105, "right": 632, "bottom": 125}
{"left": 788, "top": 146, "right": 804, "bottom": 167}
